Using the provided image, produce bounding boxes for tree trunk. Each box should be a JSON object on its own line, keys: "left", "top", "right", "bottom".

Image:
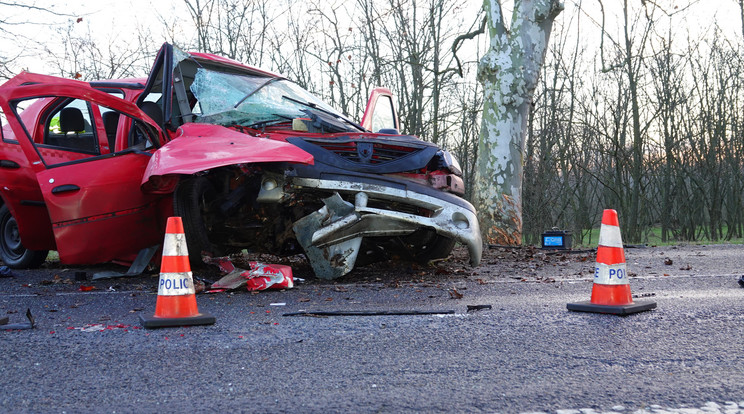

{"left": 474, "top": 0, "right": 563, "bottom": 245}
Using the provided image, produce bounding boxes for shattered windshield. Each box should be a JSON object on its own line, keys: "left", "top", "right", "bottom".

{"left": 190, "top": 68, "right": 344, "bottom": 129}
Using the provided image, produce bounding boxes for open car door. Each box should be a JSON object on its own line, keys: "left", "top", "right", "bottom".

{"left": 0, "top": 73, "right": 168, "bottom": 264}
{"left": 360, "top": 88, "right": 400, "bottom": 134}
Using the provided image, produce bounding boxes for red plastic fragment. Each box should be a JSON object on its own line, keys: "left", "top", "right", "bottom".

{"left": 243, "top": 262, "right": 293, "bottom": 291}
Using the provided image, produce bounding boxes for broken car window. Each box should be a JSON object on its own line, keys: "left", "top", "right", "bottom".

{"left": 173, "top": 47, "right": 191, "bottom": 67}
{"left": 189, "top": 68, "right": 350, "bottom": 130}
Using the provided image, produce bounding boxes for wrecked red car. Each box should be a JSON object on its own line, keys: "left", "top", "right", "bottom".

{"left": 0, "top": 43, "right": 481, "bottom": 279}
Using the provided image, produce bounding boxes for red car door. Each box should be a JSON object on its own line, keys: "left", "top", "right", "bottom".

{"left": 0, "top": 74, "right": 169, "bottom": 264}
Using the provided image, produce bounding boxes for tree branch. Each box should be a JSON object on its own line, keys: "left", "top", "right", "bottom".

{"left": 451, "top": 15, "right": 487, "bottom": 77}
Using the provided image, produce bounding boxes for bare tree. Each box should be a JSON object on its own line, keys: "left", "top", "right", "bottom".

{"left": 0, "top": 2, "right": 76, "bottom": 79}
{"left": 43, "top": 20, "right": 155, "bottom": 81}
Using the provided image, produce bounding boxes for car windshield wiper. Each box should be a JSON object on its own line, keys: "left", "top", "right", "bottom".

{"left": 245, "top": 115, "right": 292, "bottom": 129}
{"left": 234, "top": 77, "right": 286, "bottom": 108}
{"left": 282, "top": 95, "right": 366, "bottom": 132}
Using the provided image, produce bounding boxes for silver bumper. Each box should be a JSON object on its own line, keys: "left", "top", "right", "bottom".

{"left": 274, "top": 177, "right": 482, "bottom": 279}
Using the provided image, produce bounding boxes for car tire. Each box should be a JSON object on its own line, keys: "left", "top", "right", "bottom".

{"left": 0, "top": 205, "right": 48, "bottom": 269}
{"left": 173, "top": 177, "right": 223, "bottom": 266}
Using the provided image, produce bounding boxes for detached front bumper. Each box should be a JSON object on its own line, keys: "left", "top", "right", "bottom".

{"left": 274, "top": 177, "right": 482, "bottom": 279}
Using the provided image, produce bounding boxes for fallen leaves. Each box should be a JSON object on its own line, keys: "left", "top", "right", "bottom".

{"left": 40, "top": 275, "right": 73, "bottom": 285}
{"left": 448, "top": 288, "right": 463, "bottom": 299}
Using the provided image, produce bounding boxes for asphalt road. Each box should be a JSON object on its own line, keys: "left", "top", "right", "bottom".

{"left": 2, "top": 246, "right": 744, "bottom": 413}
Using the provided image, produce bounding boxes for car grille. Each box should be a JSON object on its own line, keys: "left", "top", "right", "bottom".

{"left": 303, "top": 138, "right": 422, "bottom": 165}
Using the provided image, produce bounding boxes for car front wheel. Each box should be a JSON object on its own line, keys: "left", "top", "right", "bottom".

{"left": 0, "top": 205, "right": 48, "bottom": 269}
{"left": 173, "top": 177, "right": 223, "bottom": 266}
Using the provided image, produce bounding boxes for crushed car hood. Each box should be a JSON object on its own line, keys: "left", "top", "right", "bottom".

{"left": 142, "top": 123, "right": 314, "bottom": 184}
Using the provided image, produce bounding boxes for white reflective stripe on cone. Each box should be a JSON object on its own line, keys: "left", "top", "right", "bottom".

{"left": 594, "top": 263, "right": 629, "bottom": 285}
{"left": 162, "top": 233, "right": 189, "bottom": 256}
{"left": 598, "top": 224, "right": 623, "bottom": 248}
{"left": 158, "top": 272, "right": 196, "bottom": 296}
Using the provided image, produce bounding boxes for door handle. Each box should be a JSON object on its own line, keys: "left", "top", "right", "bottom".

{"left": 51, "top": 184, "right": 81, "bottom": 194}
{"left": 0, "top": 160, "right": 20, "bottom": 169}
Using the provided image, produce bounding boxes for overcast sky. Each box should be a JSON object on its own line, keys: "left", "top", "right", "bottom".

{"left": 2, "top": 0, "right": 743, "bottom": 76}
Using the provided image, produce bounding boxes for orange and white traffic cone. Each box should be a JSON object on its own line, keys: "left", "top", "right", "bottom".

{"left": 567, "top": 209, "right": 656, "bottom": 315}
{"left": 140, "top": 217, "right": 216, "bottom": 328}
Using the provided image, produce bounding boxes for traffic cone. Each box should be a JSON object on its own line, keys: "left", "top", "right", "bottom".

{"left": 567, "top": 209, "right": 656, "bottom": 315}
{"left": 140, "top": 217, "right": 216, "bottom": 328}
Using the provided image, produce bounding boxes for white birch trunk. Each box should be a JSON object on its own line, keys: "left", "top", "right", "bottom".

{"left": 474, "top": 0, "right": 563, "bottom": 245}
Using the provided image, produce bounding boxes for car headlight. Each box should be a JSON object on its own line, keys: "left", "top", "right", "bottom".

{"left": 438, "top": 150, "right": 462, "bottom": 176}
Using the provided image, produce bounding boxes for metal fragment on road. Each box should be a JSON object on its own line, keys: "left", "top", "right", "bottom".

{"left": 466, "top": 304, "right": 492, "bottom": 312}
{"left": 283, "top": 310, "right": 455, "bottom": 317}
{"left": 92, "top": 245, "right": 159, "bottom": 280}
{"left": 1, "top": 309, "right": 35, "bottom": 330}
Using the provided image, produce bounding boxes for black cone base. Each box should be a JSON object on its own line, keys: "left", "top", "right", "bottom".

{"left": 567, "top": 300, "right": 656, "bottom": 315}
{"left": 140, "top": 312, "right": 216, "bottom": 328}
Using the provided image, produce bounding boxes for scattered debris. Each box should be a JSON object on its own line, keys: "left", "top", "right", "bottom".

{"left": 270, "top": 303, "right": 286, "bottom": 306}
{"left": 193, "top": 279, "right": 206, "bottom": 294}
{"left": 78, "top": 285, "right": 96, "bottom": 292}
{"left": 40, "top": 275, "right": 73, "bottom": 285}
{"left": 1, "top": 309, "right": 35, "bottom": 330}
{"left": 664, "top": 258, "right": 673, "bottom": 265}
{"left": 283, "top": 310, "right": 455, "bottom": 317}
{"left": 203, "top": 255, "right": 236, "bottom": 273}
{"left": 679, "top": 264, "right": 692, "bottom": 271}
{"left": 632, "top": 292, "right": 657, "bottom": 299}
{"left": 71, "top": 323, "right": 136, "bottom": 332}
{"left": 738, "top": 275, "right": 744, "bottom": 287}
{"left": 209, "top": 258, "right": 294, "bottom": 292}
{"left": 466, "top": 304, "right": 492, "bottom": 312}
{"left": 92, "top": 245, "right": 158, "bottom": 280}
{"left": 246, "top": 263, "right": 293, "bottom": 291}
{"left": 209, "top": 269, "right": 247, "bottom": 290}
{"left": 448, "top": 288, "right": 464, "bottom": 299}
